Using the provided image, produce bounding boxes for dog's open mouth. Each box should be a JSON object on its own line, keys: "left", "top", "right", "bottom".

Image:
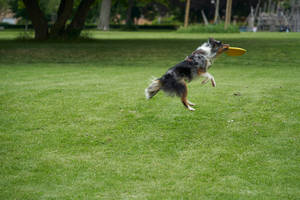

{"left": 223, "top": 44, "right": 230, "bottom": 51}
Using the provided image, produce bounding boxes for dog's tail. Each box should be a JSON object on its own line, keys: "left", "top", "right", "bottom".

{"left": 145, "top": 74, "right": 187, "bottom": 99}
{"left": 145, "top": 77, "right": 161, "bottom": 99}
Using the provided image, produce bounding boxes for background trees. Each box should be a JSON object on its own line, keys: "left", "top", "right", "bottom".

{"left": 0, "top": 0, "right": 10, "bottom": 21}
{"left": 4, "top": 0, "right": 280, "bottom": 40}
{"left": 98, "top": 0, "right": 112, "bottom": 30}
{"left": 7, "top": 0, "right": 97, "bottom": 40}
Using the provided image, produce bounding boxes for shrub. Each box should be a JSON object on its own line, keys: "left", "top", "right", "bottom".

{"left": 177, "top": 23, "right": 240, "bottom": 33}
{"left": 16, "top": 31, "right": 34, "bottom": 40}
{"left": 152, "top": 15, "right": 182, "bottom": 26}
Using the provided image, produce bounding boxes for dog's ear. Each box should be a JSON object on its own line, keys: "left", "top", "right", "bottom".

{"left": 208, "top": 38, "right": 215, "bottom": 44}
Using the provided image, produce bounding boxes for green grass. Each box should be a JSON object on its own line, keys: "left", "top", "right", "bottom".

{"left": 177, "top": 23, "right": 240, "bottom": 33}
{"left": 0, "top": 31, "right": 300, "bottom": 199}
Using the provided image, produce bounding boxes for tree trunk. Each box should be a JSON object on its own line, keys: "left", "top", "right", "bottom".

{"left": 225, "top": 0, "right": 233, "bottom": 29}
{"left": 22, "top": 0, "right": 48, "bottom": 40}
{"left": 66, "top": 0, "right": 96, "bottom": 38}
{"left": 184, "top": 0, "right": 191, "bottom": 28}
{"left": 98, "top": 0, "right": 112, "bottom": 31}
{"left": 213, "top": 0, "right": 220, "bottom": 24}
{"left": 201, "top": 10, "right": 209, "bottom": 25}
{"left": 50, "top": 0, "right": 74, "bottom": 37}
{"left": 126, "top": 0, "right": 134, "bottom": 26}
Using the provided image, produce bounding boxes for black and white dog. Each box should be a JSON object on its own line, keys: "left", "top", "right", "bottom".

{"left": 145, "top": 38, "right": 229, "bottom": 111}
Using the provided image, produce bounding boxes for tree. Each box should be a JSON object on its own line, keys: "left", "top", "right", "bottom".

{"left": 225, "top": 0, "right": 232, "bottom": 29}
{"left": 121, "top": 0, "right": 142, "bottom": 28}
{"left": 22, "top": 0, "right": 48, "bottom": 39}
{"left": 213, "top": 0, "right": 220, "bottom": 24}
{"left": 49, "top": 0, "right": 74, "bottom": 37}
{"left": 98, "top": 0, "right": 112, "bottom": 31}
{"left": 184, "top": 0, "right": 190, "bottom": 27}
{"left": 0, "top": 0, "right": 10, "bottom": 22}
{"left": 126, "top": 0, "right": 134, "bottom": 26}
{"left": 20, "top": 0, "right": 96, "bottom": 40}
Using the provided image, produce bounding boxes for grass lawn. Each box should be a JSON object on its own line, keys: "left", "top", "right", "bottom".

{"left": 0, "top": 30, "right": 300, "bottom": 199}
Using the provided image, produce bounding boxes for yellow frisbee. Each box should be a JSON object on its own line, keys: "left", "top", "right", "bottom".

{"left": 225, "top": 47, "right": 247, "bottom": 56}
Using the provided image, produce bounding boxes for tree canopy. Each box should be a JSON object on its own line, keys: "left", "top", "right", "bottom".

{"left": 7, "top": 0, "right": 97, "bottom": 40}
{"left": 4, "top": 0, "right": 289, "bottom": 40}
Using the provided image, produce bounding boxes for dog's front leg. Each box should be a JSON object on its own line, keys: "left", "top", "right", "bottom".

{"left": 200, "top": 72, "right": 216, "bottom": 87}
{"left": 210, "top": 74, "right": 216, "bottom": 87}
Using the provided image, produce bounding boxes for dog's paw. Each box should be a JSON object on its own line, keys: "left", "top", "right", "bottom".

{"left": 188, "top": 100, "right": 196, "bottom": 106}
{"left": 201, "top": 78, "right": 209, "bottom": 84}
{"left": 211, "top": 79, "right": 216, "bottom": 87}
{"left": 188, "top": 106, "right": 195, "bottom": 111}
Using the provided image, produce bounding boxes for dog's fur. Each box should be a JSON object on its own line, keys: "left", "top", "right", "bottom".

{"left": 145, "top": 38, "right": 229, "bottom": 111}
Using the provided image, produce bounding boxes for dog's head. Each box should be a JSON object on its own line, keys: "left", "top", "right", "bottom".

{"left": 208, "top": 38, "right": 229, "bottom": 56}
{"left": 196, "top": 38, "right": 229, "bottom": 58}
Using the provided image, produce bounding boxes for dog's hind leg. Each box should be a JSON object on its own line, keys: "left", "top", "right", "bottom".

{"left": 200, "top": 72, "right": 216, "bottom": 87}
{"left": 181, "top": 82, "right": 195, "bottom": 111}
{"left": 187, "top": 100, "right": 196, "bottom": 106}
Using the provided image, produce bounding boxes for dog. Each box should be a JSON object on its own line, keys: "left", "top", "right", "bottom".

{"left": 145, "top": 38, "right": 229, "bottom": 111}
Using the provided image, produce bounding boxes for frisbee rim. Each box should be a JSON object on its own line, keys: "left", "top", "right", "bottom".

{"left": 225, "top": 47, "right": 247, "bottom": 56}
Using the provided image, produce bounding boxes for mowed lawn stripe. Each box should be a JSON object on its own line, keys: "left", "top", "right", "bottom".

{"left": 0, "top": 32, "right": 300, "bottom": 199}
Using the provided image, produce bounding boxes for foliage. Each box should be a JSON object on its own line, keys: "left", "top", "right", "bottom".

{"left": 8, "top": 0, "right": 61, "bottom": 23}
{"left": 177, "top": 23, "right": 240, "bottom": 33}
{"left": 152, "top": 15, "right": 182, "bottom": 25}
{"left": 7, "top": 0, "right": 29, "bottom": 22}
{"left": 1, "top": 31, "right": 300, "bottom": 199}
{"left": 85, "top": 0, "right": 101, "bottom": 24}
{"left": 8, "top": 0, "right": 98, "bottom": 40}
{"left": 6, "top": 0, "right": 285, "bottom": 28}
{"left": 8, "top": 0, "right": 99, "bottom": 24}
{"left": 110, "top": 0, "right": 144, "bottom": 25}
{"left": 16, "top": 30, "right": 33, "bottom": 40}
{"left": 0, "top": 0, "right": 9, "bottom": 12}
